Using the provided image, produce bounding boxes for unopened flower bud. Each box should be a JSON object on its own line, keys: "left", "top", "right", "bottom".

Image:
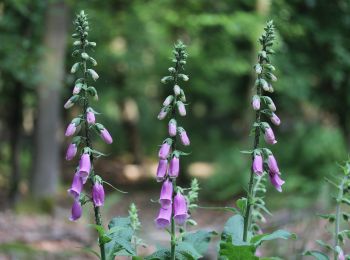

{"left": 252, "top": 95, "right": 260, "bottom": 111}
{"left": 264, "top": 127, "right": 277, "bottom": 145}
{"left": 65, "top": 123, "right": 77, "bottom": 136}
{"left": 270, "top": 113, "right": 280, "bottom": 126}
{"left": 86, "top": 111, "right": 95, "bottom": 124}
{"left": 100, "top": 128, "right": 113, "bottom": 144}
{"left": 168, "top": 119, "right": 177, "bottom": 137}
{"left": 177, "top": 101, "right": 186, "bottom": 116}
{"left": 158, "top": 141, "right": 171, "bottom": 159}
{"left": 87, "top": 69, "right": 99, "bottom": 81}
{"left": 66, "top": 143, "right": 78, "bottom": 161}
{"left": 163, "top": 95, "right": 174, "bottom": 107}
{"left": 92, "top": 181, "right": 105, "bottom": 207}
{"left": 254, "top": 64, "right": 262, "bottom": 74}
{"left": 178, "top": 127, "right": 190, "bottom": 146}
{"left": 157, "top": 107, "right": 168, "bottom": 120}
{"left": 253, "top": 154, "right": 263, "bottom": 175}
{"left": 174, "top": 85, "right": 181, "bottom": 96}
{"left": 73, "top": 84, "right": 82, "bottom": 95}
{"left": 156, "top": 159, "right": 168, "bottom": 182}
{"left": 169, "top": 155, "right": 180, "bottom": 178}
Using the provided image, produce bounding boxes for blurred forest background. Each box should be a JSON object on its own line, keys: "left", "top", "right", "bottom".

{"left": 1, "top": 0, "right": 350, "bottom": 259}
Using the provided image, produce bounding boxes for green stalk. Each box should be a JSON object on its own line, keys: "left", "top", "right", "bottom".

{"left": 243, "top": 45, "right": 265, "bottom": 242}
{"left": 80, "top": 28, "right": 105, "bottom": 260}
{"left": 334, "top": 175, "right": 347, "bottom": 260}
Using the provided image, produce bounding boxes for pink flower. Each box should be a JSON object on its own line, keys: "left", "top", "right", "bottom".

{"left": 173, "top": 192, "right": 188, "bottom": 225}
{"left": 269, "top": 171, "right": 285, "bottom": 192}
{"left": 253, "top": 154, "right": 263, "bottom": 175}
{"left": 68, "top": 172, "right": 83, "bottom": 199}
{"left": 92, "top": 182, "right": 105, "bottom": 207}
{"left": 270, "top": 113, "right": 280, "bottom": 126}
{"left": 264, "top": 127, "right": 277, "bottom": 145}
{"left": 268, "top": 155, "right": 280, "bottom": 175}
{"left": 155, "top": 206, "right": 172, "bottom": 228}
{"left": 156, "top": 159, "right": 168, "bottom": 182}
{"left": 159, "top": 179, "right": 173, "bottom": 209}
{"left": 86, "top": 111, "right": 95, "bottom": 124}
{"left": 66, "top": 143, "right": 77, "bottom": 161}
{"left": 158, "top": 141, "right": 171, "bottom": 159}
{"left": 169, "top": 155, "right": 179, "bottom": 178}
{"left": 69, "top": 200, "right": 82, "bottom": 221}
{"left": 65, "top": 123, "right": 77, "bottom": 137}
{"left": 100, "top": 128, "right": 113, "bottom": 144}
{"left": 78, "top": 153, "right": 91, "bottom": 183}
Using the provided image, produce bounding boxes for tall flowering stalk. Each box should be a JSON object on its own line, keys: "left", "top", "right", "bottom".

{"left": 64, "top": 11, "right": 113, "bottom": 260}
{"left": 304, "top": 161, "right": 350, "bottom": 260}
{"left": 242, "top": 20, "right": 285, "bottom": 241}
{"left": 154, "top": 41, "right": 190, "bottom": 260}
{"left": 218, "top": 21, "right": 294, "bottom": 259}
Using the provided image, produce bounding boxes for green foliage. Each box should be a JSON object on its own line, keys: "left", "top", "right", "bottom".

{"left": 219, "top": 214, "right": 295, "bottom": 259}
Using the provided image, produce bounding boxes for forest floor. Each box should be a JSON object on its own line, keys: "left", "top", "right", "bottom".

{"left": 0, "top": 189, "right": 345, "bottom": 260}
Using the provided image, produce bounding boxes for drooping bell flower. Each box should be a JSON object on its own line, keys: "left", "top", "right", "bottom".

{"left": 156, "top": 159, "right": 168, "bottom": 182}
{"left": 163, "top": 95, "right": 174, "bottom": 107}
{"left": 66, "top": 143, "right": 78, "bottom": 161}
{"left": 338, "top": 249, "right": 345, "bottom": 260}
{"left": 174, "top": 85, "right": 181, "bottom": 96}
{"left": 158, "top": 140, "right": 172, "bottom": 159}
{"left": 78, "top": 153, "right": 91, "bottom": 183}
{"left": 157, "top": 107, "right": 168, "bottom": 120}
{"left": 252, "top": 153, "right": 263, "bottom": 175}
{"left": 100, "top": 128, "right": 113, "bottom": 144}
{"left": 270, "top": 113, "right": 280, "bottom": 126}
{"left": 264, "top": 127, "right": 277, "bottom": 145}
{"left": 155, "top": 206, "right": 172, "bottom": 228}
{"left": 252, "top": 95, "right": 260, "bottom": 111}
{"left": 69, "top": 199, "right": 82, "bottom": 221}
{"left": 269, "top": 171, "right": 285, "bottom": 192}
{"left": 173, "top": 192, "right": 188, "bottom": 225}
{"left": 268, "top": 154, "right": 280, "bottom": 175}
{"left": 177, "top": 101, "right": 186, "bottom": 116}
{"left": 87, "top": 111, "right": 96, "bottom": 124}
{"left": 65, "top": 123, "right": 77, "bottom": 137}
{"left": 68, "top": 172, "right": 83, "bottom": 199}
{"left": 168, "top": 119, "right": 177, "bottom": 137}
{"left": 159, "top": 179, "right": 173, "bottom": 209}
{"left": 169, "top": 155, "right": 180, "bottom": 178}
{"left": 178, "top": 128, "right": 190, "bottom": 146}
{"left": 92, "top": 181, "right": 105, "bottom": 207}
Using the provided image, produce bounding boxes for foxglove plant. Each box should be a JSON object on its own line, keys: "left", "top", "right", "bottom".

{"left": 304, "top": 161, "right": 350, "bottom": 260}
{"left": 64, "top": 11, "right": 113, "bottom": 259}
{"left": 218, "top": 21, "right": 295, "bottom": 259}
{"left": 148, "top": 41, "right": 215, "bottom": 260}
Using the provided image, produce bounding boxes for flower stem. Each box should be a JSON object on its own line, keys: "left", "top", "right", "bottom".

{"left": 243, "top": 53, "right": 264, "bottom": 242}
{"left": 334, "top": 175, "right": 347, "bottom": 260}
{"left": 81, "top": 41, "right": 106, "bottom": 260}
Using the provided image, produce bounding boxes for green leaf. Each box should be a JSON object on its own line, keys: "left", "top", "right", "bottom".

{"left": 341, "top": 198, "right": 350, "bottom": 206}
{"left": 176, "top": 241, "right": 202, "bottom": 259}
{"left": 105, "top": 217, "right": 136, "bottom": 259}
{"left": 77, "top": 247, "right": 101, "bottom": 259}
{"left": 221, "top": 214, "right": 247, "bottom": 245}
{"left": 183, "top": 230, "right": 217, "bottom": 256}
{"left": 145, "top": 249, "right": 171, "bottom": 260}
{"left": 250, "top": 230, "right": 296, "bottom": 246}
{"left": 219, "top": 239, "right": 257, "bottom": 260}
{"left": 303, "top": 250, "right": 329, "bottom": 260}
{"left": 317, "top": 214, "right": 335, "bottom": 223}
{"left": 316, "top": 240, "right": 333, "bottom": 251}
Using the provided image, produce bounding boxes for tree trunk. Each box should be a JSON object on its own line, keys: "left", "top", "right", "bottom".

{"left": 32, "top": 0, "right": 68, "bottom": 198}
{"left": 8, "top": 82, "right": 24, "bottom": 205}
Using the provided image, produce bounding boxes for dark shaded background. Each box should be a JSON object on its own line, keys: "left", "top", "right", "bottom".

{"left": 0, "top": 0, "right": 350, "bottom": 259}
